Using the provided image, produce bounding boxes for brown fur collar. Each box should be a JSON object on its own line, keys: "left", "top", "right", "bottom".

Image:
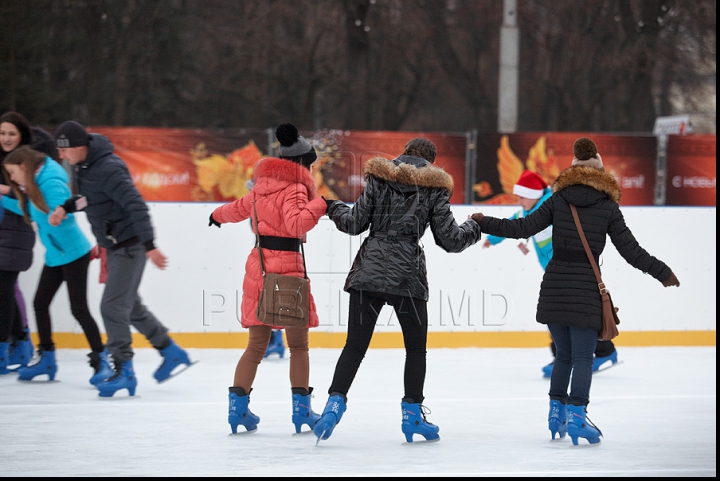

{"left": 552, "top": 166, "right": 621, "bottom": 203}
{"left": 364, "top": 156, "right": 454, "bottom": 195}
{"left": 254, "top": 157, "right": 317, "bottom": 200}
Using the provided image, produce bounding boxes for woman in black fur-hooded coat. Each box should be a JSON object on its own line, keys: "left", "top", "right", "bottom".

{"left": 471, "top": 137, "right": 679, "bottom": 443}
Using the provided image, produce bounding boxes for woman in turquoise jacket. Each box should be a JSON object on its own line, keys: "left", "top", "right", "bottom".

{"left": 0, "top": 146, "right": 112, "bottom": 384}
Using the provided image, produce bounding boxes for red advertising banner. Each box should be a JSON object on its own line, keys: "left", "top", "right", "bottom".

{"left": 665, "top": 134, "right": 716, "bottom": 206}
{"left": 309, "top": 129, "right": 467, "bottom": 204}
{"left": 86, "top": 127, "right": 467, "bottom": 204}
{"left": 473, "top": 133, "right": 657, "bottom": 206}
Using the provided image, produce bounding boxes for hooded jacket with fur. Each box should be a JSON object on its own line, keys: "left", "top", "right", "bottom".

{"left": 479, "top": 166, "right": 673, "bottom": 330}
{"left": 212, "top": 157, "right": 327, "bottom": 328}
{"left": 327, "top": 154, "right": 481, "bottom": 301}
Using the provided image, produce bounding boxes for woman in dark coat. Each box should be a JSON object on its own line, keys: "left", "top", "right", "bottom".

{"left": 315, "top": 138, "right": 481, "bottom": 444}
{"left": 471, "top": 137, "right": 679, "bottom": 445}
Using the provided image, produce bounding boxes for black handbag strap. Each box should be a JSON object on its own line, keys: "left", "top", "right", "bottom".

{"left": 253, "top": 200, "right": 307, "bottom": 279}
{"left": 569, "top": 204, "right": 607, "bottom": 295}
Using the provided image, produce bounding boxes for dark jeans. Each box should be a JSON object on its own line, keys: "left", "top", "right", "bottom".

{"left": 0, "top": 270, "right": 21, "bottom": 342}
{"left": 328, "top": 290, "right": 428, "bottom": 403}
{"left": 551, "top": 339, "right": 615, "bottom": 358}
{"left": 547, "top": 323, "right": 598, "bottom": 406}
{"left": 33, "top": 253, "right": 103, "bottom": 352}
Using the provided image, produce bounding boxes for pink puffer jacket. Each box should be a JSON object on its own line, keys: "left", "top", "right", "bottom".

{"left": 212, "top": 157, "right": 327, "bottom": 328}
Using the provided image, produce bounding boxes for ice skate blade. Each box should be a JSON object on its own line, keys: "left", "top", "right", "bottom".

{"left": 402, "top": 437, "right": 441, "bottom": 445}
{"left": 156, "top": 361, "right": 198, "bottom": 384}
{"left": 314, "top": 431, "right": 326, "bottom": 446}
{"left": 292, "top": 429, "right": 316, "bottom": 436}
{"left": 593, "top": 360, "right": 623, "bottom": 374}
{"left": 569, "top": 440, "right": 602, "bottom": 448}
{"left": 17, "top": 378, "right": 60, "bottom": 383}
{"left": 97, "top": 394, "right": 140, "bottom": 401}
{"left": 228, "top": 428, "right": 257, "bottom": 436}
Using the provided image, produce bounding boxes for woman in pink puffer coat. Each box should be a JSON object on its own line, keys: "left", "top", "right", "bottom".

{"left": 209, "top": 124, "right": 328, "bottom": 435}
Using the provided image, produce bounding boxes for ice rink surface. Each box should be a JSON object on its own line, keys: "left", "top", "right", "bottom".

{"left": 0, "top": 346, "right": 715, "bottom": 477}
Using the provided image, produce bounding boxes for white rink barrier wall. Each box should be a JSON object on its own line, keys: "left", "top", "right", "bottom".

{"left": 18, "top": 204, "right": 716, "bottom": 348}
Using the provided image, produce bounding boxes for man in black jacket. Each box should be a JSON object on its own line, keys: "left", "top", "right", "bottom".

{"left": 49, "top": 121, "right": 192, "bottom": 397}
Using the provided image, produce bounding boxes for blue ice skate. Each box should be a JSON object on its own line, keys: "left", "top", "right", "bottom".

{"left": 228, "top": 387, "right": 260, "bottom": 434}
{"left": 0, "top": 342, "right": 10, "bottom": 375}
{"left": 292, "top": 387, "right": 321, "bottom": 433}
{"left": 567, "top": 404, "right": 602, "bottom": 445}
{"left": 154, "top": 339, "right": 193, "bottom": 383}
{"left": 592, "top": 350, "right": 618, "bottom": 372}
{"left": 17, "top": 349, "right": 57, "bottom": 381}
{"left": 264, "top": 330, "right": 285, "bottom": 359}
{"left": 314, "top": 394, "right": 347, "bottom": 444}
{"left": 401, "top": 398, "right": 440, "bottom": 443}
{"left": 542, "top": 361, "right": 554, "bottom": 378}
{"left": 8, "top": 331, "right": 34, "bottom": 372}
{"left": 97, "top": 359, "right": 137, "bottom": 398}
{"left": 548, "top": 399, "right": 567, "bottom": 440}
{"left": 88, "top": 349, "right": 114, "bottom": 386}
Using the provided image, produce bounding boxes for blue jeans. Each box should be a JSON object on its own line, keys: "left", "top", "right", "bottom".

{"left": 547, "top": 324, "right": 598, "bottom": 406}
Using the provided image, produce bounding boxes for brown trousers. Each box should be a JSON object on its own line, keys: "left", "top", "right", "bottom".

{"left": 233, "top": 325, "right": 310, "bottom": 392}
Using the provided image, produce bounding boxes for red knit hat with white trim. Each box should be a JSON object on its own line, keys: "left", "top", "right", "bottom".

{"left": 513, "top": 170, "right": 548, "bottom": 199}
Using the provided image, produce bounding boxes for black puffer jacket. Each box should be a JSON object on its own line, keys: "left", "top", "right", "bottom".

{"left": 327, "top": 155, "right": 481, "bottom": 301}
{"left": 480, "top": 166, "right": 673, "bottom": 331}
{"left": 69, "top": 133, "right": 155, "bottom": 250}
{"left": 0, "top": 180, "right": 34, "bottom": 272}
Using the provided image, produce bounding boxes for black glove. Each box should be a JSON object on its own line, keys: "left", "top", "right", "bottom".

{"left": 209, "top": 213, "right": 221, "bottom": 228}
{"left": 661, "top": 271, "right": 680, "bottom": 287}
{"left": 470, "top": 212, "right": 484, "bottom": 225}
{"left": 322, "top": 196, "right": 335, "bottom": 211}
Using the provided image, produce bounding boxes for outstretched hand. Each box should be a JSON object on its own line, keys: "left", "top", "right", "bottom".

{"left": 146, "top": 248, "right": 168, "bottom": 270}
{"left": 49, "top": 206, "right": 67, "bottom": 227}
{"left": 208, "top": 213, "right": 221, "bottom": 228}
{"left": 662, "top": 271, "right": 680, "bottom": 287}
{"left": 322, "top": 196, "right": 335, "bottom": 211}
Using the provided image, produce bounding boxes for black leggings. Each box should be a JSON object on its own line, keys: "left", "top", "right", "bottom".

{"left": 0, "top": 270, "right": 23, "bottom": 342}
{"left": 328, "top": 290, "right": 429, "bottom": 403}
{"left": 33, "top": 253, "right": 103, "bottom": 352}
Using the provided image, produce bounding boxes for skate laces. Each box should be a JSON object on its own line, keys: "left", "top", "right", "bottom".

{"left": 584, "top": 414, "right": 603, "bottom": 437}
{"left": 420, "top": 405, "right": 435, "bottom": 425}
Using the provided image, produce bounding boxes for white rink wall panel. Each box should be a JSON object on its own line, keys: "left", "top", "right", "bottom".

{"left": 17, "top": 203, "right": 715, "bottom": 339}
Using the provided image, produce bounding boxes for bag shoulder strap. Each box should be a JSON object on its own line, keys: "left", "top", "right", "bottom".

{"left": 569, "top": 204, "right": 606, "bottom": 294}
{"left": 253, "top": 200, "right": 308, "bottom": 279}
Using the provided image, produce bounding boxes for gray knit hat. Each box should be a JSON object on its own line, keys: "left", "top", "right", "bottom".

{"left": 571, "top": 137, "right": 603, "bottom": 169}
{"left": 276, "top": 123, "right": 317, "bottom": 168}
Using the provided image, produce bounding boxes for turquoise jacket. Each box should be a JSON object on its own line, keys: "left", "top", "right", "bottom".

{"left": 1, "top": 158, "right": 91, "bottom": 267}
{"left": 484, "top": 188, "right": 553, "bottom": 270}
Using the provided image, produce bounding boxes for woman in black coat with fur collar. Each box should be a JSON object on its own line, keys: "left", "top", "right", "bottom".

{"left": 471, "top": 137, "right": 679, "bottom": 446}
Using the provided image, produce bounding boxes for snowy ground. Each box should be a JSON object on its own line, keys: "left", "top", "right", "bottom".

{"left": 0, "top": 346, "right": 715, "bottom": 477}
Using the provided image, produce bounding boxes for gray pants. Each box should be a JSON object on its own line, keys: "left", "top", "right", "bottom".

{"left": 102, "top": 243, "right": 169, "bottom": 362}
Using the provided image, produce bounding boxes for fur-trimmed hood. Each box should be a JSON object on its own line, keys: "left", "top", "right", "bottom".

{"left": 364, "top": 155, "right": 454, "bottom": 195}
{"left": 552, "top": 166, "right": 621, "bottom": 204}
{"left": 253, "top": 156, "right": 317, "bottom": 200}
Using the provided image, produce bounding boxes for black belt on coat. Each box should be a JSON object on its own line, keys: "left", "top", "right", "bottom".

{"left": 370, "top": 231, "right": 419, "bottom": 242}
{"left": 552, "top": 248, "right": 599, "bottom": 265}
{"left": 257, "top": 235, "right": 302, "bottom": 252}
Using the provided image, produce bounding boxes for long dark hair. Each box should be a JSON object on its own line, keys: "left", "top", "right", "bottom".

{"left": 0, "top": 111, "right": 33, "bottom": 163}
{"left": 2, "top": 146, "right": 49, "bottom": 224}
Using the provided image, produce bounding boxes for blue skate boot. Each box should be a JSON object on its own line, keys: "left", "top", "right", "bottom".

{"left": 0, "top": 342, "right": 10, "bottom": 375}
{"left": 153, "top": 339, "right": 193, "bottom": 383}
{"left": 264, "top": 330, "right": 285, "bottom": 359}
{"left": 314, "top": 393, "right": 347, "bottom": 444}
{"left": 228, "top": 387, "right": 260, "bottom": 434}
{"left": 567, "top": 404, "right": 602, "bottom": 445}
{"left": 548, "top": 399, "right": 568, "bottom": 440}
{"left": 542, "top": 361, "right": 554, "bottom": 378}
{"left": 17, "top": 348, "right": 57, "bottom": 381}
{"left": 97, "top": 359, "right": 137, "bottom": 398}
{"left": 401, "top": 398, "right": 440, "bottom": 443}
{"left": 292, "top": 387, "right": 321, "bottom": 433}
{"left": 592, "top": 350, "right": 618, "bottom": 373}
{"left": 8, "top": 330, "right": 34, "bottom": 372}
{"left": 88, "top": 349, "right": 114, "bottom": 386}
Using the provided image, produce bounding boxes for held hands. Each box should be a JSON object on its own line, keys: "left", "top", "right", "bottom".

{"left": 208, "top": 213, "right": 221, "bottom": 228}
{"left": 661, "top": 271, "right": 680, "bottom": 287}
{"left": 469, "top": 212, "right": 484, "bottom": 225}
{"left": 322, "top": 196, "right": 334, "bottom": 212}
{"left": 49, "top": 206, "right": 67, "bottom": 226}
